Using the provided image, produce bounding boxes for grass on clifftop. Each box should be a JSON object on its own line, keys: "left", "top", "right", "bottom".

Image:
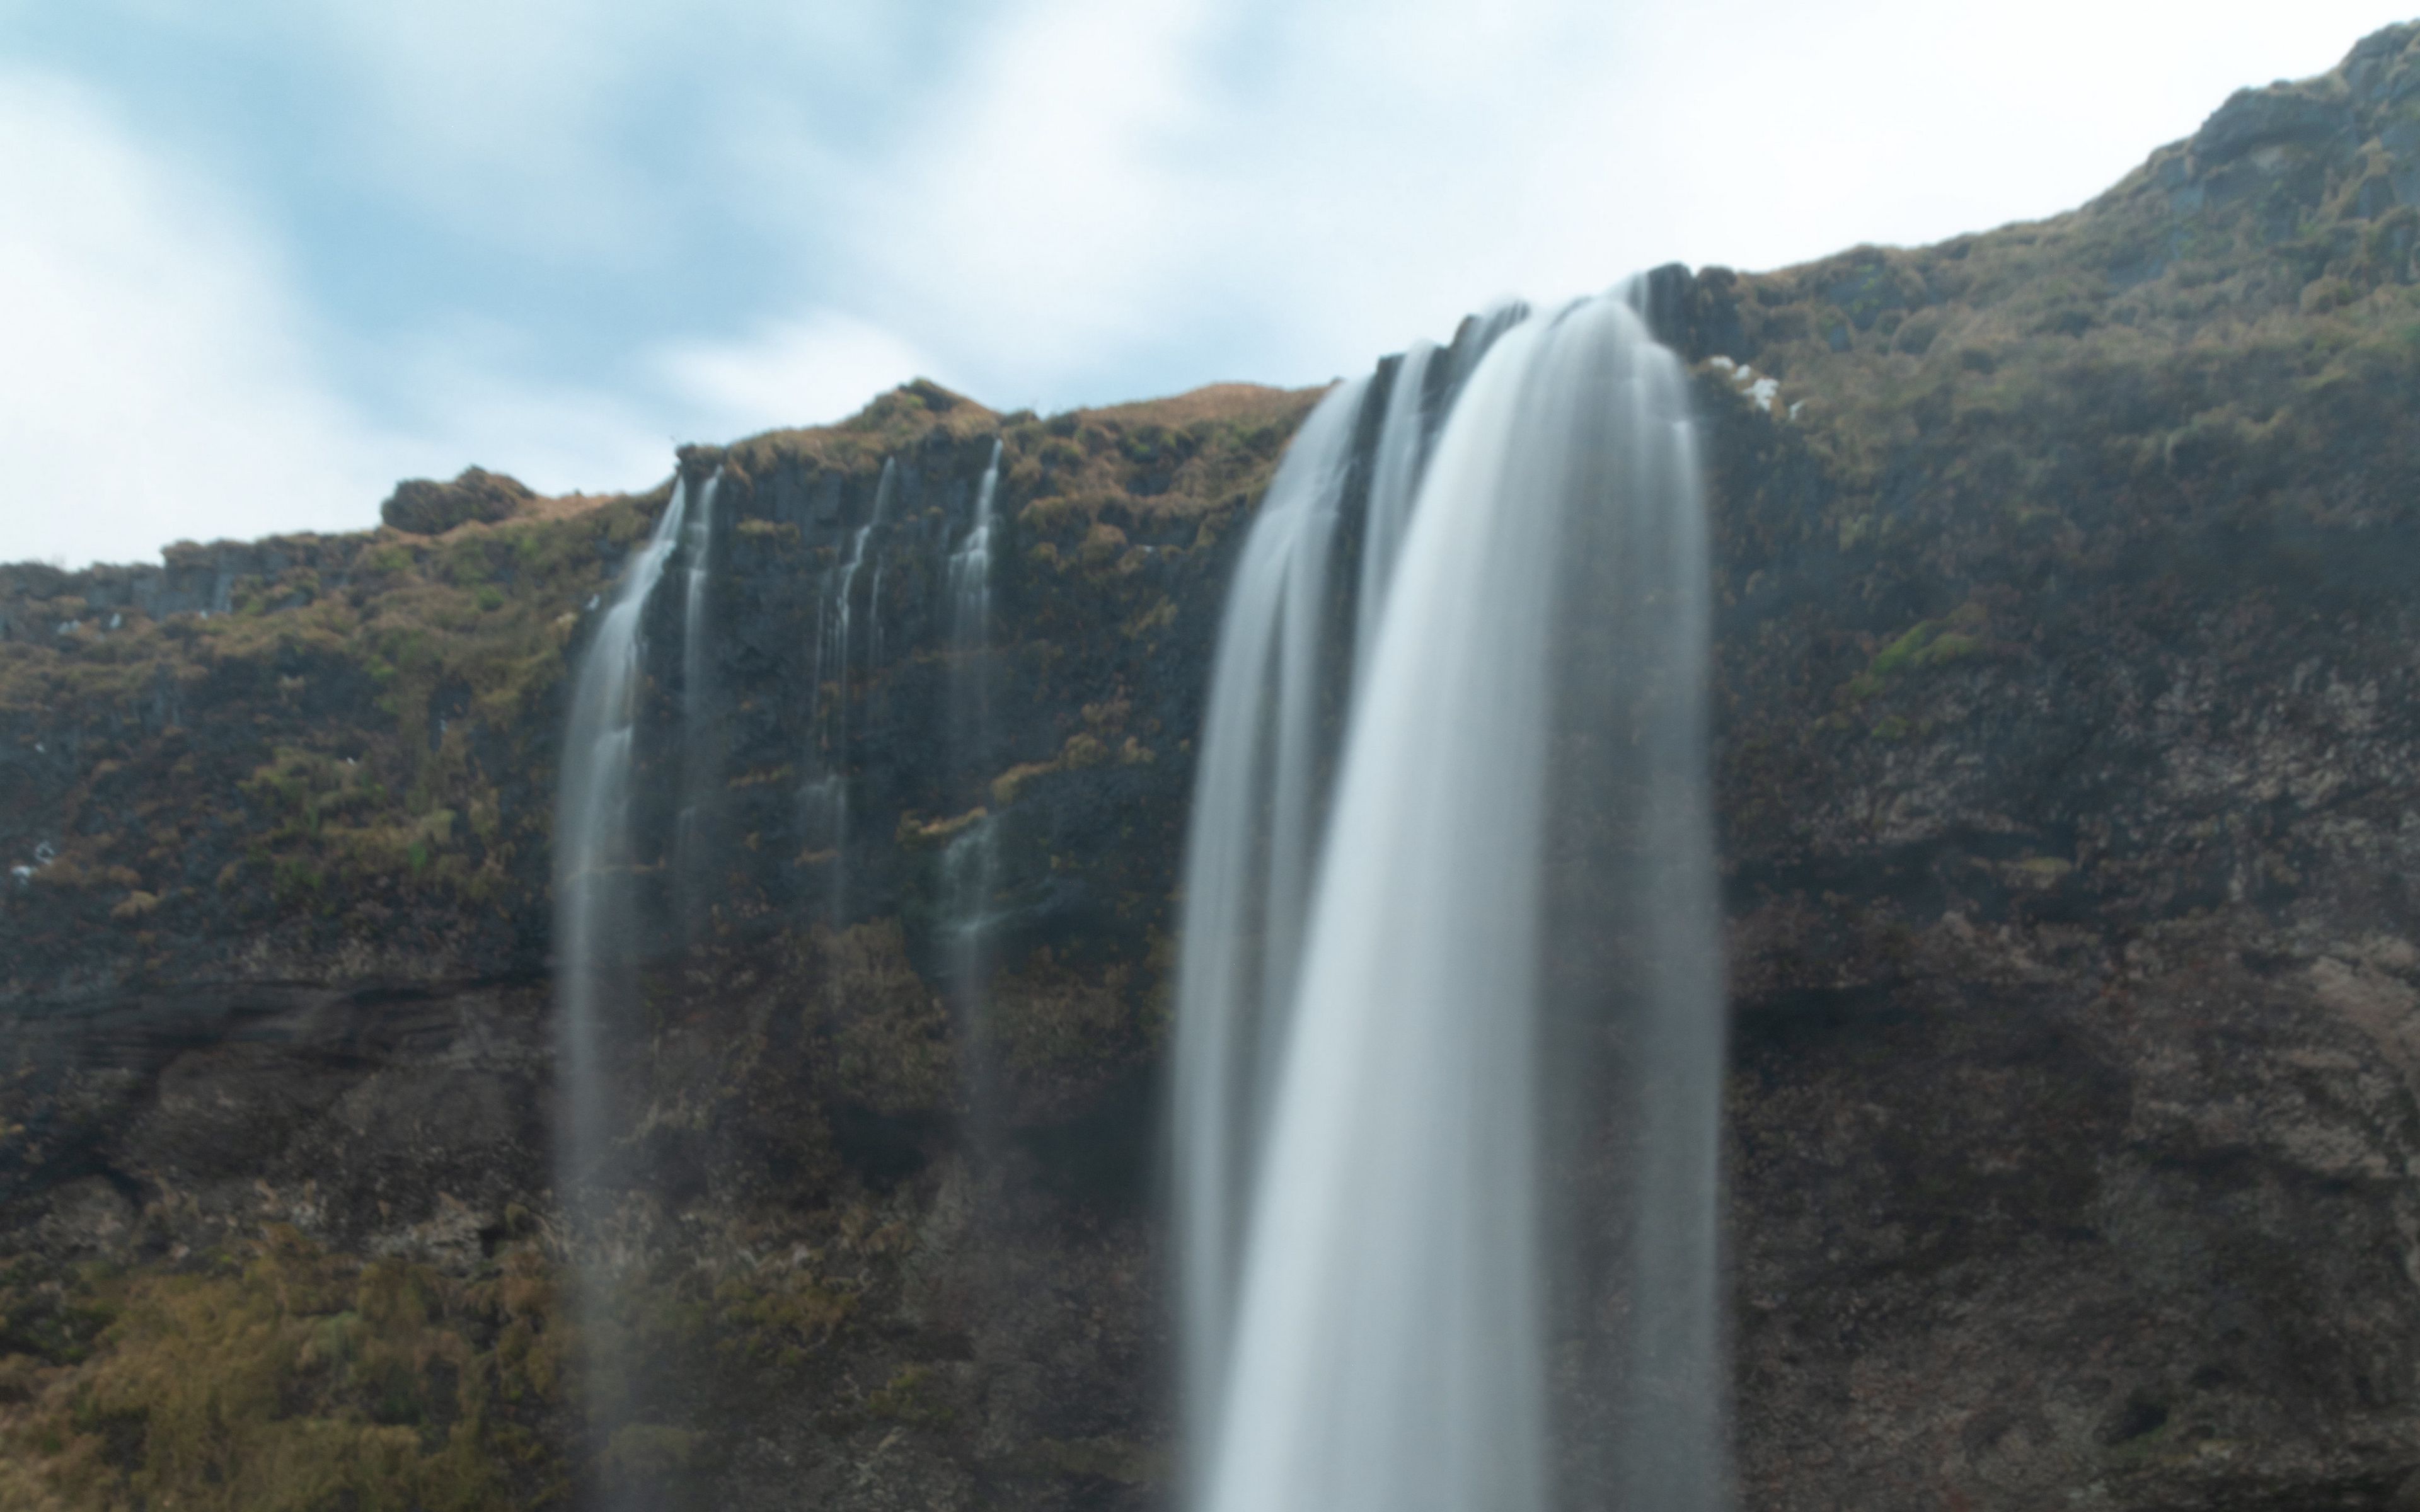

{"left": 717, "top": 373, "right": 1319, "bottom": 543}
{"left": 0, "top": 487, "right": 674, "bottom": 961}
{"left": 1704, "top": 21, "right": 2420, "bottom": 546}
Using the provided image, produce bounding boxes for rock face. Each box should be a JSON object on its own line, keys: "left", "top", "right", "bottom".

{"left": 13, "top": 21, "right": 2420, "bottom": 1512}
{"left": 381, "top": 467, "right": 538, "bottom": 536}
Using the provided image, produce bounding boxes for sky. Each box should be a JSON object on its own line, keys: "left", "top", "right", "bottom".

{"left": 3, "top": 1, "right": 2414, "bottom": 568}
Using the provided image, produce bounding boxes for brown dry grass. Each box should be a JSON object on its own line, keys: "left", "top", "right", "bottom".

{"left": 1086, "top": 381, "right": 1323, "bottom": 430}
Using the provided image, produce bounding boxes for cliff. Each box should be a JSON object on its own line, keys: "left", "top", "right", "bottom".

{"left": 11, "top": 21, "right": 2420, "bottom": 1512}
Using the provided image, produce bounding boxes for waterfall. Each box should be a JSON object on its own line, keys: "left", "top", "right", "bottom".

{"left": 952, "top": 440, "right": 1003, "bottom": 659}
{"left": 1172, "top": 375, "right": 1368, "bottom": 1450}
{"left": 805, "top": 457, "right": 895, "bottom": 925}
{"left": 947, "top": 440, "right": 1005, "bottom": 1137}
{"left": 679, "top": 472, "right": 718, "bottom": 723}
{"left": 1451, "top": 296, "right": 1531, "bottom": 388}
{"left": 552, "top": 474, "right": 696, "bottom": 1503}
{"left": 1352, "top": 339, "right": 1436, "bottom": 680}
{"left": 675, "top": 470, "right": 722, "bottom": 937}
{"left": 1177, "top": 294, "right": 1722, "bottom": 1512}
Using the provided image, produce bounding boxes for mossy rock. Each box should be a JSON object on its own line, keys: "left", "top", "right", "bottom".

{"left": 380, "top": 469, "right": 536, "bottom": 536}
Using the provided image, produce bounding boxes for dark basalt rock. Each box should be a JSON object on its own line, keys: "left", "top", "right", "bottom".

{"left": 2192, "top": 86, "right": 2357, "bottom": 169}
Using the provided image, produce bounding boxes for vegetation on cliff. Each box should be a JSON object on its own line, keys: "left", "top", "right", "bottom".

{"left": 0, "top": 1228, "right": 564, "bottom": 1510}
{"left": 1669, "top": 20, "right": 2420, "bottom": 550}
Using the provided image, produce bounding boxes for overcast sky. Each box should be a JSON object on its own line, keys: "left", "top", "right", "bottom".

{"left": 3, "top": 1, "right": 2413, "bottom": 567}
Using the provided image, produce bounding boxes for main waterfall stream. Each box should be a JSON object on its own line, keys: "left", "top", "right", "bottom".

{"left": 1176, "top": 292, "right": 1724, "bottom": 1511}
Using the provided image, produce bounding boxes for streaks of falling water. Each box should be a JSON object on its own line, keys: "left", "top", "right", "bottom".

{"left": 952, "top": 440, "right": 1003, "bottom": 655}
{"left": 552, "top": 475, "right": 693, "bottom": 1511}
{"left": 680, "top": 471, "right": 719, "bottom": 728}
{"left": 805, "top": 457, "right": 895, "bottom": 927}
{"left": 675, "top": 469, "right": 722, "bottom": 939}
{"left": 1352, "top": 340, "right": 1436, "bottom": 682}
{"left": 1180, "top": 294, "right": 1724, "bottom": 1512}
{"left": 1170, "top": 375, "right": 1369, "bottom": 1462}
{"left": 948, "top": 440, "right": 1006, "bottom": 1143}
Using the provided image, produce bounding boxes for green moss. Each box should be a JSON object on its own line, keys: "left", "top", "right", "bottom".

{"left": 734, "top": 518, "right": 798, "bottom": 544}
{"left": 993, "top": 948, "right": 1136, "bottom": 1084}
{"left": 989, "top": 731, "right": 1115, "bottom": 808}
{"left": 1017, "top": 1435, "right": 1165, "bottom": 1486}
{"left": 815, "top": 921, "right": 956, "bottom": 1116}
{"left": 1077, "top": 521, "right": 1129, "bottom": 568}
{"left": 1, "top": 1230, "right": 565, "bottom": 1510}
{"left": 1838, "top": 605, "right": 1988, "bottom": 709}
{"left": 896, "top": 806, "right": 987, "bottom": 849}
{"left": 1123, "top": 597, "right": 1178, "bottom": 639}
{"left": 710, "top": 1266, "right": 855, "bottom": 1371}
{"left": 864, "top": 1364, "right": 952, "bottom": 1426}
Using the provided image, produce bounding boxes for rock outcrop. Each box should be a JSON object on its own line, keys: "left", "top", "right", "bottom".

{"left": 381, "top": 467, "right": 539, "bottom": 536}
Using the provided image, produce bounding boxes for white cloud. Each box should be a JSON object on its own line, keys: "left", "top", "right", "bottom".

{"left": 0, "top": 67, "right": 700, "bottom": 567}
{"left": 295, "top": 2, "right": 672, "bottom": 264}
{"left": 839, "top": 0, "right": 1224, "bottom": 395}
{"left": 377, "top": 326, "right": 677, "bottom": 500}
{"left": 0, "top": 69, "right": 414, "bottom": 566}
{"left": 653, "top": 310, "right": 939, "bottom": 438}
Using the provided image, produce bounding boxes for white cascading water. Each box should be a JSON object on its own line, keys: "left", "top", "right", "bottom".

{"left": 804, "top": 457, "right": 895, "bottom": 924}
{"left": 947, "top": 441, "right": 1006, "bottom": 1135}
{"left": 553, "top": 475, "right": 697, "bottom": 1498}
{"left": 1352, "top": 339, "right": 1436, "bottom": 680}
{"left": 1172, "top": 375, "right": 1367, "bottom": 1447}
{"left": 1177, "top": 294, "right": 1723, "bottom": 1512}
{"left": 675, "top": 471, "right": 722, "bottom": 936}
{"left": 950, "top": 440, "right": 1003, "bottom": 660}
{"left": 679, "top": 472, "right": 719, "bottom": 723}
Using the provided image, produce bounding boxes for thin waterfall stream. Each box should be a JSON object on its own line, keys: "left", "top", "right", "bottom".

{"left": 1172, "top": 375, "right": 1366, "bottom": 1449}
{"left": 948, "top": 440, "right": 1006, "bottom": 1147}
{"left": 805, "top": 456, "right": 896, "bottom": 927}
{"left": 675, "top": 470, "right": 722, "bottom": 939}
{"left": 552, "top": 474, "right": 701, "bottom": 1509}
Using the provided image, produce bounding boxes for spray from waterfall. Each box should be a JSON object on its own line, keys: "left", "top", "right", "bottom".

{"left": 553, "top": 474, "right": 696, "bottom": 1506}
{"left": 1176, "top": 294, "right": 1724, "bottom": 1512}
